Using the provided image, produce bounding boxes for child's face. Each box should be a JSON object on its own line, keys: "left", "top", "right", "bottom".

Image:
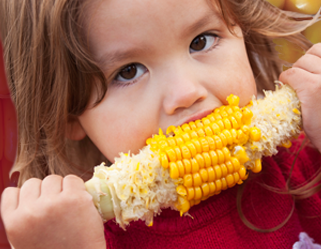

{"left": 78, "top": 0, "right": 257, "bottom": 163}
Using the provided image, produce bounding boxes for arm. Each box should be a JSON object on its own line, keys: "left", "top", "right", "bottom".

{"left": 1, "top": 175, "right": 106, "bottom": 249}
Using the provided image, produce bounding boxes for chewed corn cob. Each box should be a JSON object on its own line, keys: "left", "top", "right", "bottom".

{"left": 85, "top": 83, "right": 301, "bottom": 230}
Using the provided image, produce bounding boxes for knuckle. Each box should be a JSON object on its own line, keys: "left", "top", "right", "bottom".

{"left": 64, "top": 174, "right": 82, "bottom": 181}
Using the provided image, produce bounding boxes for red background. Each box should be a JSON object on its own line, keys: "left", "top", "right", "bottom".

{"left": 0, "top": 41, "right": 17, "bottom": 248}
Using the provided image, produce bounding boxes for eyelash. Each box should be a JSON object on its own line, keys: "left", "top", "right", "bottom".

{"left": 111, "top": 32, "right": 221, "bottom": 87}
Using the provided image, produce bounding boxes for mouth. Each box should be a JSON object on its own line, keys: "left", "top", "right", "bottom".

{"left": 182, "top": 109, "right": 214, "bottom": 125}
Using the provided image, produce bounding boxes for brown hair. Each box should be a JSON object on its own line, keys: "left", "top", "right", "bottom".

{"left": 0, "top": 0, "right": 318, "bottom": 190}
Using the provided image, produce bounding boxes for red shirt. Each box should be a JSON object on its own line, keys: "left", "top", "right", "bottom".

{"left": 104, "top": 137, "right": 321, "bottom": 248}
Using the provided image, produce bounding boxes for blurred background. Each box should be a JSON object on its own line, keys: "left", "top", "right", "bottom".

{"left": 0, "top": 0, "right": 320, "bottom": 248}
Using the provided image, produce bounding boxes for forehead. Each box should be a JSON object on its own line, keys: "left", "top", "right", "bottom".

{"left": 84, "top": 0, "right": 224, "bottom": 58}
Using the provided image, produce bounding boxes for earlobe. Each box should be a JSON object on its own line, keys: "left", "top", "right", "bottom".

{"left": 66, "top": 116, "right": 87, "bottom": 141}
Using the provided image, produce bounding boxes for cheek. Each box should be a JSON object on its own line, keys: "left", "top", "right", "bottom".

{"left": 81, "top": 108, "right": 154, "bottom": 162}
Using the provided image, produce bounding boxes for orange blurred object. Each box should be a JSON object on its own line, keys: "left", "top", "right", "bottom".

{"left": 266, "top": 0, "right": 286, "bottom": 9}
{"left": 284, "top": 0, "right": 321, "bottom": 14}
{"left": 302, "top": 20, "right": 321, "bottom": 44}
{"left": 273, "top": 38, "right": 305, "bottom": 63}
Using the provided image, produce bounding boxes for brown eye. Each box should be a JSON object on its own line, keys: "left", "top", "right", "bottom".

{"left": 190, "top": 34, "right": 218, "bottom": 53}
{"left": 116, "top": 63, "right": 147, "bottom": 83}
{"left": 119, "top": 64, "right": 137, "bottom": 80}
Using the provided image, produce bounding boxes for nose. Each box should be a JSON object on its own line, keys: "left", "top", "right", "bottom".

{"left": 161, "top": 63, "right": 208, "bottom": 115}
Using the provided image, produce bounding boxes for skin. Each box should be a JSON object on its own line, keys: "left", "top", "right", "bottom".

{"left": 1, "top": 0, "right": 321, "bottom": 248}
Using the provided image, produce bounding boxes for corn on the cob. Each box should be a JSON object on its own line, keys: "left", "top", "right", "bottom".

{"left": 85, "top": 83, "right": 301, "bottom": 230}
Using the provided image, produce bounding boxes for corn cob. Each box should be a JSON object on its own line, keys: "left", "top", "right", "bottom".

{"left": 85, "top": 83, "right": 301, "bottom": 230}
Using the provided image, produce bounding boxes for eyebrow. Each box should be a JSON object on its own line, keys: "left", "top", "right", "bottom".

{"left": 182, "top": 11, "right": 223, "bottom": 38}
{"left": 98, "top": 47, "right": 150, "bottom": 72}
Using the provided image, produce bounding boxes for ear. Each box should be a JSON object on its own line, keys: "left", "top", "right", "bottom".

{"left": 66, "top": 116, "right": 87, "bottom": 141}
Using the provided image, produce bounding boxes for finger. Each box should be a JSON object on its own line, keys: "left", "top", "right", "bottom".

{"left": 19, "top": 178, "right": 42, "bottom": 205}
{"left": 306, "top": 43, "right": 321, "bottom": 58}
{"left": 0, "top": 187, "right": 20, "bottom": 216}
{"left": 62, "top": 175, "right": 86, "bottom": 193}
{"left": 279, "top": 67, "right": 321, "bottom": 94}
{"left": 41, "top": 175, "right": 63, "bottom": 197}
{"left": 293, "top": 53, "right": 321, "bottom": 75}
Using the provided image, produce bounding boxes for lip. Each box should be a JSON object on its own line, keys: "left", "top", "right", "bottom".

{"left": 182, "top": 109, "right": 214, "bottom": 125}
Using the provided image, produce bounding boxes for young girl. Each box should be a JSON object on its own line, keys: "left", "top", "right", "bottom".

{"left": 1, "top": 0, "right": 321, "bottom": 248}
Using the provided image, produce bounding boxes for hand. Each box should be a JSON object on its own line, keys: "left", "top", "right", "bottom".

{"left": 279, "top": 43, "right": 321, "bottom": 152}
{"left": 0, "top": 175, "right": 106, "bottom": 249}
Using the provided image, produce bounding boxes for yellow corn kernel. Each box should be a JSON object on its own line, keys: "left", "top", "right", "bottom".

{"left": 225, "top": 160, "right": 234, "bottom": 174}
{"left": 218, "top": 133, "right": 228, "bottom": 147}
{"left": 160, "top": 152, "right": 169, "bottom": 168}
{"left": 183, "top": 174, "right": 193, "bottom": 188}
{"left": 214, "top": 165, "right": 222, "bottom": 179}
{"left": 230, "top": 157, "right": 241, "bottom": 171}
{"left": 222, "top": 118, "right": 232, "bottom": 130}
{"left": 217, "top": 149, "right": 225, "bottom": 164}
{"left": 222, "top": 130, "right": 233, "bottom": 145}
{"left": 182, "top": 159, "right": 192, "bottom": 174}
{"left": 199, "top": 137, "right": 209, "bottom": 152}
{"left": 165, "top": 147, "right": 177, "bottom": 162}
{"left": 216, "top": 119, "right": 225, "bottom": 130}
{"left": 181, "top": 132, "right": 191, "bottom": 142}
{"left": 199, "top": 168, "right": 209, "bottom": 182}
{"left": 233, "top": 146, "right": 250, "bottom": 164}
{"left": 233, "top": 172, "right": 240, "bottom": 184}
{"left": 252, "top": 158, "right": 262, "bottom": 173}
{"left": 191, "top": 138, "right": 202, "bottom": 153}
{"left": 193, "top": 173, "right": 203, "bottom": 187}
{"left": 229, "top": 116, "right": 239, "bottom": 129}
{"left": 175, "top": 196, "right": 191, "bottom": 217}
{"left": 250, "top": 127, "right": 261, "bottom": 141}
{"left": 227, "top": 94, "right": 240, "bottom": 106}
{"left": 211, "top": 122, "right": 221, "bottom": 134}
{"left": 170, "top": 162, "right": 179, "bottom": 179}
{"left": 221, "top": 178, "right": 228, "bottom": 190}
{"left": 281, "top": 140, "right": 292, "bottom": 148}
{"left": 173, "top": 146, "right": 182, "bottom": 161}
{"left": 209, "top": 150, "right": 218, "bottom": 166}
{"left": 226, "top": 174, "right": 235, "bottom": 187}
{"left": 206, "top": 136, "right": 216, "bottom": 150}
{"left": 180, "top": 144, "right": 191, "bottom": 159}
{"left": 204, "top": 126, "right": 213, "bottom": 136}
{"left": 213, "top": 135, "right": 223, "bottom": 149}
{"left": 191, "top": 158, "right": 200, "bottom": 174}
{"left": 186, "top": 141, "right": 197, "bottom": 157}
{"left": 194, "top": 187, "right": 202, "bottom": 200}
{"left": 292, "top": 108, "right": 301, "bottom": 115}
{"left": 225, "top": 106, "right": 233, "bottom": 115}
{"left": 176, "top": 185, "right": 187, "bottom": 196}
{"left": 215, "top": 179, "right": 222, "bottom": 192}
{"left": 202, "top": 117, "right": 211, "bottom": 126}
{"left": 189, "top": 130, "right": 198, "bottom": 139}
{"left": 202, "top": 152, "right": 211, "bottom": 167}
{"left": 186, "top": 122, "right": 195, "bottom": 131}
{"left": 207, "top": 167, "right": 215, "bottom": 182}
{"left": 195, "top": 120, "right": 203, "bottom": 128}
{"left": 177, "top": 160, "right": 185, "bottom": 177}
{"left": 201, "top": 183, "right": 210, "bottom": 197}
{"left": 181, "top": 123, "right": 191, "bottom": 132}
{"left": 186, "top": 187, "right": 195, "bottom": 201}
{"left": 208, "top": 182, "right": 216, "bottom": 194}
{"left": 196, "top": 127, "right": 206, "bottom": 137}
{"left": 195, "top": 154, "right": 205, "bottom": 169}
{"left": 220, "top": 163, "right": 228, "bottom": 177}
{"left": 242, "top": 107, "right": 253, "bottom": 125}
{"left": 239, "top": 165, "right": 247, "bottom": 179}
{"left": 175, "top": 136, "right": 185, "bottom": 146}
